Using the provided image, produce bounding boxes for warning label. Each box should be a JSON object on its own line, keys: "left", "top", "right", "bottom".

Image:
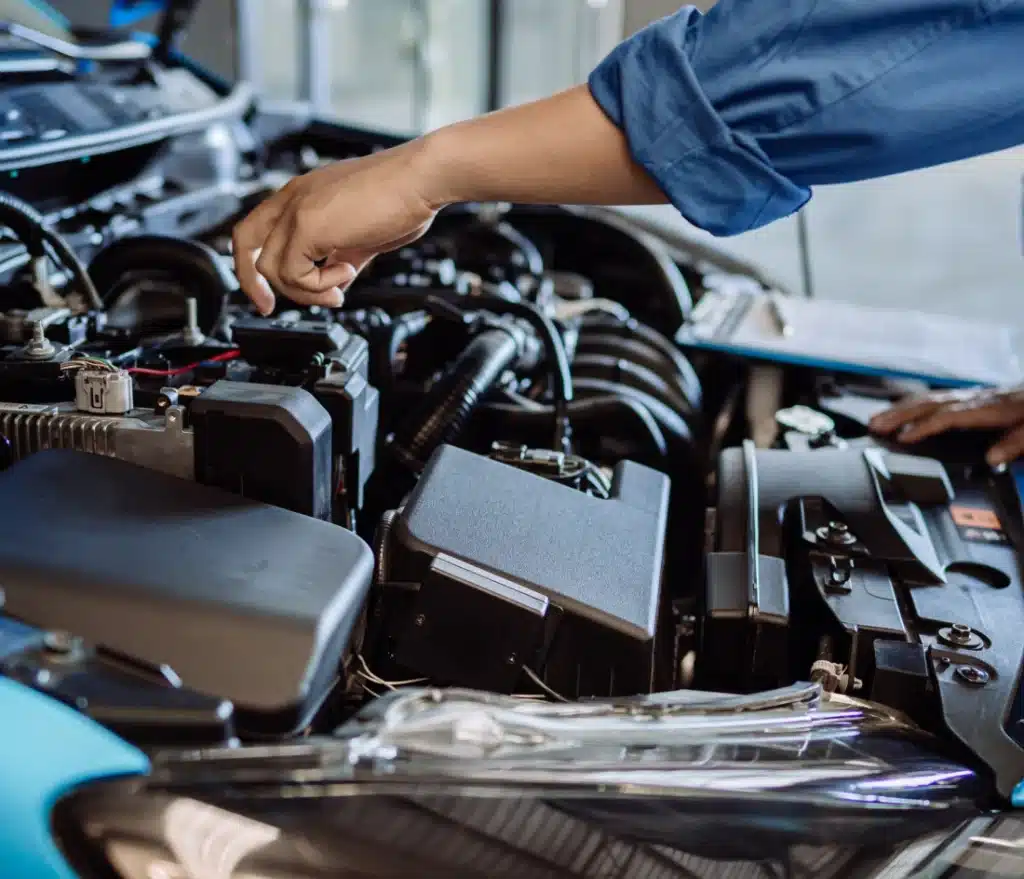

{"left": 951, "top": 506, "right": 1001, "bottom": 529}
{"left": 950, "top": 505, "right": 1007, "bottom": 544}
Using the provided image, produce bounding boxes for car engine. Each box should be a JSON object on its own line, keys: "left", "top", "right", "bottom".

{"left": 2, "top": 15, "right": 1023, "bottom": 814}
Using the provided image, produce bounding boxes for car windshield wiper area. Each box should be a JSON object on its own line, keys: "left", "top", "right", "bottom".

{"left": 0, "top": 21, "right": 151, "bottom": 62}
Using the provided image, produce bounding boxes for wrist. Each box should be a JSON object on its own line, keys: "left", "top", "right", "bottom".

{"left": 410, "top": 125, "right": 467, "bottom": 210}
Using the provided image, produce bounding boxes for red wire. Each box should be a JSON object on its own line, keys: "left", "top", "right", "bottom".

{"left": 127, "top": 350, "right": 240, "bottom": 377}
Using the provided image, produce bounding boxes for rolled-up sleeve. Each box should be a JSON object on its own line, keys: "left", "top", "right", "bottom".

{"left": 588, "top": 0, "right": 1024, "bottom": 236}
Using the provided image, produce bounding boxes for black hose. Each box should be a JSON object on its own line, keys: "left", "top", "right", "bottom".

{"left": 374, "top": 310, "right": 430, "bottom": 389}
{"left": 571, "top": 353, "right": 694, "bottom": 419}
{"left": 391, "top": 327, "right": 520, "bottom": 472}
{"left": 576, "top": 333, "right": 700, "bottom": 415}
{"left": 580, "top": 315, "right": 702, "bottom": 408}
{"left": 388, "top": 310, "right": 431, "bottom": 368}
{"left": 571, "top": 377, "right": 695, "bottom": 455}
{"left": 0, "top": 190, "right": 103, "bottom": 310}
{"left": 348, "top": 286, "right": 573, "bottom": 451}
{"left": 480, "top": 395, "right": 668, "bottom": 460}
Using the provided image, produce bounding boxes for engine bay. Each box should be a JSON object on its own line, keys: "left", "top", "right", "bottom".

{"left": 2, "top": 22, "right": 1024, "bottom": 810}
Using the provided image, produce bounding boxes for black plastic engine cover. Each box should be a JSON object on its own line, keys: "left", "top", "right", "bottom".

{"left": 704, "top": 441, "right": 1024, "bottom": 800}
{"left": 190, "top": 380, "right": 333, "bottom": 520}
{"left": 384, "top": 445, "right": 670, "bottom": 697}
{"left": 0, "top": 449, "right": 374, "bottom": 734}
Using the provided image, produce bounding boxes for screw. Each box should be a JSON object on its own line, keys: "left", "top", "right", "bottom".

{"left": 507, "top": 654, "right": 518, "bottom": 666}
{"left": 414, "top": 614, "right": 425, "bottom": 627}
{"left": 936, "top": 656, "right": 951, "bottom": 670}
{"left": 954, "top": 666, "right": 990, "bottom": 687}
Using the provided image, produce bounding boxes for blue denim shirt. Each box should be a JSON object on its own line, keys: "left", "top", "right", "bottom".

{"left": 588, "top": 0, "right": 1024, "bottom": 235}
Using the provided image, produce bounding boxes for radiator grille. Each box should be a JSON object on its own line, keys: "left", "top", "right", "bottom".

{"left": 0, "top": 409, "right": 120, "bottom": 462}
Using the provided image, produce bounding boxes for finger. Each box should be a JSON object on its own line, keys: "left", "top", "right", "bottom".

{"left": 987, "top": 423, "right": 1024, "bottom": 467}
{"left": 233, "top": 201, "right": 284, "bottom": 313}
{"left": 869, "top": 390, "right": 969, "bottom": 433}
{"left": 870, "top": 400, "right": 943, "bottom": 434}
{"left": 279, "top": 241, "right": 357, "bottom": 295}
{"left": 897, "top": 399, "right": 1024, "bottom": 443}
{"left": 254, "top": 213, "right": 297, "bottom": 306}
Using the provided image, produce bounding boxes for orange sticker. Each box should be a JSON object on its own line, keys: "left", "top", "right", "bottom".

{"left": 950, "top": 505, "right": 1002, "bottom": 531}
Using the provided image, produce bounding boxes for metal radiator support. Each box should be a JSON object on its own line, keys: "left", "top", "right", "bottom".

{"left": 0, "top": 401, "right": 194, "bottom": 479}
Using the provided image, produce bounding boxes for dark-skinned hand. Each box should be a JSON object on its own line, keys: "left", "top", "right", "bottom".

{"left": 869, "top": 385, "right": 1024, "bottom": 466}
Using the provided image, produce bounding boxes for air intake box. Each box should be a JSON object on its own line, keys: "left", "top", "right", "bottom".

{"left": 0, "top": 449, "right": 373, "bottom": 734}
{"left": 381, "top": 445, "right": 670, "bottom": 697}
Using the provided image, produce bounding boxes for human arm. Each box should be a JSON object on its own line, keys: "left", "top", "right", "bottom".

{"left": 231, "top": 85, "right": 668, "bottom": 313}
{"left": 233, "top": 0, "right": 1024, "bottom": 311}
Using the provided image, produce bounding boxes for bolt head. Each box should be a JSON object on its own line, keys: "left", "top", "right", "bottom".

{"left": 817, "top": 522, "right": 857, "bottom": 546}
{"left": 954, "top": 665, "right": 990, "bottom": 687}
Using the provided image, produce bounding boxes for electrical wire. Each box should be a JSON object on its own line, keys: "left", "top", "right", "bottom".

{"left": 60, "top": 355, "right": 118, "bottom": 375}
{"left": 0, "top": 190, "right": 103, "bottom": 310}
{"left": 127, "top": 350, "right": 239, "bottom": 377}
{"left": 521, "top": 665, "right": 569, "bottom": 703}
{"left": 356, "top": 655, "right": 427, "bottom": 691}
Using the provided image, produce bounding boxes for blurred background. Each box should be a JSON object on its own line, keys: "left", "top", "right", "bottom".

{"left": 59, "top": 0, "right": 1024, "bottom": 327}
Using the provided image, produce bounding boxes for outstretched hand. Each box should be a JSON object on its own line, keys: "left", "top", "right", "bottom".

{"left": 869, "top": 385, "right": 1024, "bottom": 466}
{"left": 231, "top": 139, "right": 442, "bottom": 314}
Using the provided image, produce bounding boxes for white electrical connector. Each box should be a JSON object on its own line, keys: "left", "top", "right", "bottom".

{"left": 74, "top": 368, "right": 134, "bottom": 415}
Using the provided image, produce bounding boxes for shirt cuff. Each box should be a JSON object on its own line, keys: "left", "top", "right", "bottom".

{"left": 587, "top": 13, "right": 810, "bottom": 237}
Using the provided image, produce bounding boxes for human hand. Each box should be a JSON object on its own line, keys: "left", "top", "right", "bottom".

{"left": 868, "top": 385, "right": 1024, "bottom": 466}
{"left": 231, "top": 139, "right": 444, "bottom": 314}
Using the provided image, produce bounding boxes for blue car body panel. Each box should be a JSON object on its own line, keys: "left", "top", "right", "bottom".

{"left": 0, "top": 679, "right": 149, "bottom": 879}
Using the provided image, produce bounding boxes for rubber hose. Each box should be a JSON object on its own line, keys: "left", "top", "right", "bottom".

{"left": 576, "top": 333, "right": 699, "bottom": 415}
{"left": 391, "top": 327, "right": 520, "bottom": 472}
{"left": 388, "top": 310, "right": 431, "bottom": 368}
{"left": 0, "top": 190, "right": 103, "bottom": 309}
{"left": 580, "top": 315, "right": 702, "bottom": 408}
{"left": 480, "top": 395, "right": 668, "bottom": 459}
{"left": 571, "top": 353, "right": 693, "bottom": 419}
{"left": 571, "top": 377, "right": 695, "bottom": 455}
{"left": 374, "top": 310, "right": 429, "bottom": 389}
{"left": 347, "top": 286, "right": 573, "bottom": 450}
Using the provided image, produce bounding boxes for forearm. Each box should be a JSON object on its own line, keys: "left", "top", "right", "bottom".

{"left": 417, "top": 85, "right": 669, "bottom": 209}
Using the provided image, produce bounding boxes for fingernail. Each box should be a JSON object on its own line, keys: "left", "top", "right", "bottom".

{"left": 987, "top": 451, "right": 1007, "bottom": 467}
